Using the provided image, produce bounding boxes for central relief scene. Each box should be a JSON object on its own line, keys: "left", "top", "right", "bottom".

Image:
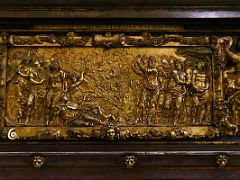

{"left": 6, "top": 47, "right": 212, "bottom": 130}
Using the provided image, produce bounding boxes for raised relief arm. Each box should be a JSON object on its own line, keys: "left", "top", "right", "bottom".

{"left": 61, "top": 71, "right": 68, "bottom": 92}
{"left": 185, "top": 68, "right": 192, "bottom": 85}
{"left": 172, "top": 70, "right": 185, "bottom": 85}
{"left": 29, "top": 77, "right": 45, "bottom": 85}
{"left": 202, "top": 81, "right": 209, "bottom": 91}
{"left": 223, "top": 67, "right": 236, "bottom": 80}
{"left": 132, "top": 55, "right": 149, "bottom": 76}
{"left": 60, "top": 70, "right": 69, "bottom": 101}
{"left": 157, "top": 66, "right": 167, "bottom": 87}
{"left": 18, "top": 67, "right": 29, "bottom": 77}
{"left": 224, "top": 36, "right": 240, "bottom": 63}
{"left": 71, "top": 72, "right": 86, "bottom": 88}
{"left": 136, "top": 56, "right": 147, "bottom": 73}
{"left": 29, "top": 69, "right": 45, "bottom": 84}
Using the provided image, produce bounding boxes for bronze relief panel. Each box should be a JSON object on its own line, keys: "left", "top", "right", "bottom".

{"left": 0, "top": 33, "right": 238, "bottom": 141}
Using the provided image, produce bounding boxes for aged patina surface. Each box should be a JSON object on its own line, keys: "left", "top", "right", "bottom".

{"left": 0, "top": 32, "right": 238, "bottom": 141}
{"left": 0, "top": 1, "right": 239, "bottom": 179}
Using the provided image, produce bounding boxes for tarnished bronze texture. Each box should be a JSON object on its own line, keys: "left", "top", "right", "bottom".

{"left": 32, "top": 156, "right": 45, "bottom": 168}
{"left": 124, "top": 155, "right": 137, "bottom": 169}
{"left": 216, "top": 155, "right": 228, "bottom": 168}
{"left": 0, "top": 32, "right": 239, "bottom": 141}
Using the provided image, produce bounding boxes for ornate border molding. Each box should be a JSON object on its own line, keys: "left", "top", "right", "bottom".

{"left": 0, "top": 32, "right": 239, "bottom": 141}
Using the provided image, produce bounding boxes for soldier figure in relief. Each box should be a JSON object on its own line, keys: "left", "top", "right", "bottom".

{"left": 184, "top": 60, "right": 194, "bottom": 124}
{"left": 155, "top": 56, "right": 172, "bottom": 123}
{"left": 168, "top": 61, "right": 186, "bottom": 126}
{"left": 135, "top": 55, "right": 160, "bottom": 124}
{"left": 192, "top": 62, "right": 210, "bottom": 124}
{"left": 45, "top": 59, "right": 67, "bottom": 125}
{"left": 45, "top": 57, "right": 86, "bottom": 126}
{"left": 223, "top": 36, "right": 240, "bottom": 126}
{"left": 17, "top": 52, "right": 46, "bottom": 125}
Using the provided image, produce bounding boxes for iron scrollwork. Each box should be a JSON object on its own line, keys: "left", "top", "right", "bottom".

{"left": 0, "top": 31, "right": 239, "bottom": 141}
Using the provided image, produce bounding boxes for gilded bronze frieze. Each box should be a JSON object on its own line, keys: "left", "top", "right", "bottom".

{"left": 0, "top": 32, "right": 239, "bottom": 141}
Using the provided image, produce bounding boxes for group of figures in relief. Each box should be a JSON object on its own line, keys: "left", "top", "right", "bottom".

{"left": 4, "top": 34, "right": 240, "bottom": 140}
{"left": 132, "top": 54, "right": 212, "bottom": 126}
{"left": 6, "top": 50, "right": 115, "bottom": 127}
{"left": 5, "top": 48, "right": 214, "bottom": 127}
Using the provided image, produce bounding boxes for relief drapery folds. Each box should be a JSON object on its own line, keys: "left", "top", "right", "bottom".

{"left": 0, "top": 32, "right": 239, "bottom": 140}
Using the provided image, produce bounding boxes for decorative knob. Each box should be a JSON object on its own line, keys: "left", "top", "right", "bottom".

{"left": 33, "top": 156, "right": 45, "bottom": 168}
{"left": 124, "top": 155, "right": 137, "bottom": 169}
{"left": 216, "top": 154, "right": 228, "bottom": 168}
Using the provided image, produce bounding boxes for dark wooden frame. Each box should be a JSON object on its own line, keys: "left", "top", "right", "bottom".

{"left": 0, "top": 1, "right": 240, "bottom": 179}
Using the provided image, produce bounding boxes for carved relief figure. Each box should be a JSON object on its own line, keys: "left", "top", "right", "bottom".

{"left": 67, "top": 106, "right": 115, "bottom": 127}
{"left": 156, "top": 56, "right": 174, "bottom": 123}
{"left": 192, "top": 62, "right": 211, "bottom": 124}
{"left": 134, "top": 55, "right": 160, "bottom": 124}
{"left": 45, "top": 59, "right": 66, "bottom": 125}
{"left": 45, "top": 57, "right": 86, "bottom": 126}
{"left": 183, "top": 60, "right": 193, "bottom": 124}
{"left": 223, "top": 37, "right": 240, "bottom": 126}
{"left": 17, "top": 51, "right": 46, "bottom": 125}
{"left": 168, "top": 61, "right": 186, "bottom": 126}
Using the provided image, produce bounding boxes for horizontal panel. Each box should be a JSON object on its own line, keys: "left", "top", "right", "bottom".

{"left": 0, "top": 32, "right": 239, "bottom": 142}
{"left": 0, "top": 153, "right": 238, "bottom": 169}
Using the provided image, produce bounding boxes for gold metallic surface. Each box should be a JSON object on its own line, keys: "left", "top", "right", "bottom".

{"left": 0, "top": 32, "right": 239, "bottom": 141}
